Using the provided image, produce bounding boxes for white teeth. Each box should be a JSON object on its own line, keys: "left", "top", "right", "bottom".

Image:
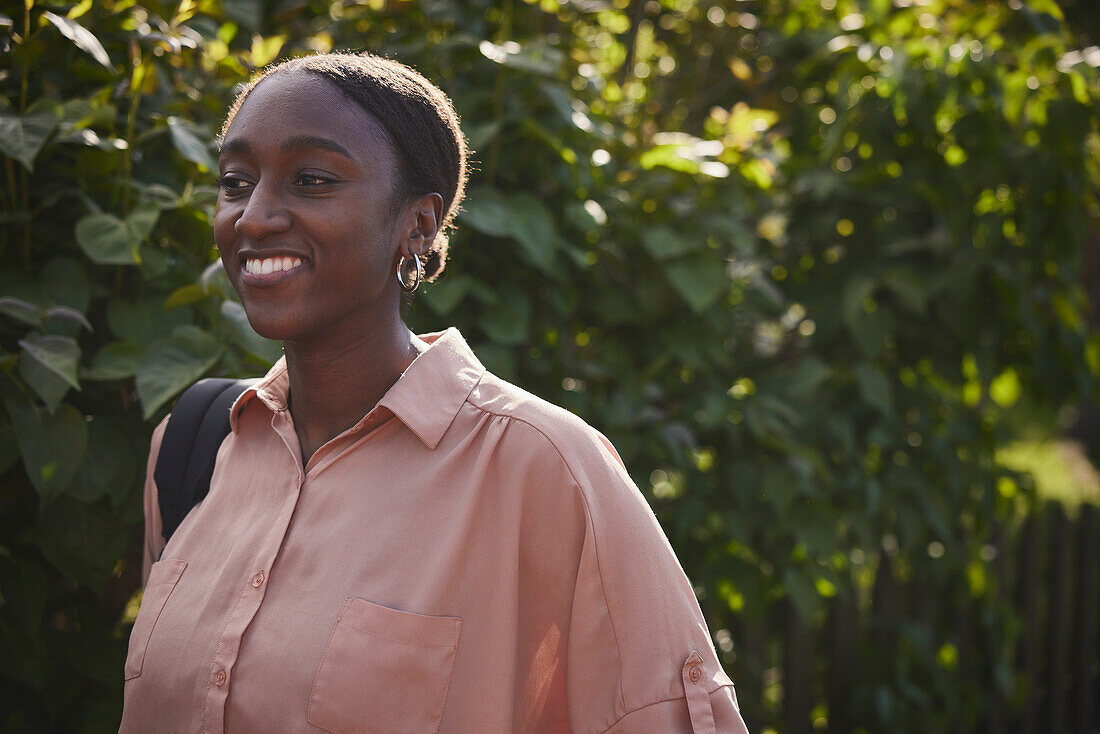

{"left": 244, "top": 256, "right": 304, "bottom": 275}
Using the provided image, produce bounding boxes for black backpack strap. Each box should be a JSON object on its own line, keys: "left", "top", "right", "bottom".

{"left": 154, "top": 377, "right": 257, "bottom": 543}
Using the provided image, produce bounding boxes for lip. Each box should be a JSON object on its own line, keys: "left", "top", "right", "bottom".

{"left": 237, "top": 249, "right": 311, "bottom": 287}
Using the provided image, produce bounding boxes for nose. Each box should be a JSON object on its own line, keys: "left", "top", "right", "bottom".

{"left": 233, "top": 180, "right": 292, "bottom": 240}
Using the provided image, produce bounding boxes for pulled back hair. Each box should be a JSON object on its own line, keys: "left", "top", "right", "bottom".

{"left": 221, "top": 52, "right": 468, "bottom": 282}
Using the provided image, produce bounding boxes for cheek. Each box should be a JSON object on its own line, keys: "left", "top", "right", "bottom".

{"left": 216, "top": 216, "right": 232, "bottom": 248}
{"left": 213, "top": 212, "right": 240, "bottom": 265}
{"left": 213, "top": 205, "right": 232, "bottom": 242}
{"left": 342, "top": 220, "right": 397, "bottom": 274}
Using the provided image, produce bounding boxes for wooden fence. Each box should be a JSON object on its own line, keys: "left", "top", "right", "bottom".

{"left": 727, "top": 502, "right": 1099, "bottom": 733}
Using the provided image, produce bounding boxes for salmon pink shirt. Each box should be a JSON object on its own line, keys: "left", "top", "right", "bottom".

{"left": 120, "top": 328, "right": 750, "bottom": 734}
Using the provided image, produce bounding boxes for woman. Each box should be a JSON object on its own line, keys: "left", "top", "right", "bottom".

{"left": 121, "top": 52, "right": 750, "bottom": 734}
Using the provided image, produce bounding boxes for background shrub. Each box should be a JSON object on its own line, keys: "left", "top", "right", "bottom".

{"left": 0, "top": 0, "right": 1097, "bottom": 731}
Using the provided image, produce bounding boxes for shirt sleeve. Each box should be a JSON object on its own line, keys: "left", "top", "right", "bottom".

{"left": 562, "top": 431, "right": 751, "bottom": 734}
{"left": 140, "top": 417, "right": 169, "bottom": 585}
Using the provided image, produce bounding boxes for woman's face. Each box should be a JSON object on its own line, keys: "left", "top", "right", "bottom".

{"left": 214, "top": 71, "right": 406, "bottom": 344}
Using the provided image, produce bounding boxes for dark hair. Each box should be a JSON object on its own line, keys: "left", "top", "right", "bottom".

{"left": 221, "top": 52, "right": 468, "bottom": 282}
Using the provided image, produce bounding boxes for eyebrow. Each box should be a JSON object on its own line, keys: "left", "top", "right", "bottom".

{"left": 218, "top": 135, "right": 353, "bottom": 159}
{"left": 281, "top": 135, "right": 352, "bottom": 158}
{"left": 219, "top": 137, "right": 250, "bottom": 157}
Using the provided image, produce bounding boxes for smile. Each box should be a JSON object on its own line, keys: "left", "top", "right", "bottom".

{"left": 239, "top": 254, "right": 309, "bottom": 285}
{"left": 244, "top": 256, "right": 305, "bottom": 275}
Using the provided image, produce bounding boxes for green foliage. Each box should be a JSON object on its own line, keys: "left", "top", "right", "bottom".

{"left": 0, "top": 0, "right": 1097, "bottom": 730}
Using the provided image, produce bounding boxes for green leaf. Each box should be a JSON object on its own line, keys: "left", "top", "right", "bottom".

{"left": 0, "top": 559, "right": 48, "bottom": 639}
{"left": 127, "top": 206, "right": 160, "bottom": 242}
{"left": 220, "top": 300, "right": 282, "bottom": 364}
{"left": 786, "top": 356, "right": 832, "bottom": 398}
{"left": 783, "top": 566, "right": 821, "bottom": 620}
{"left": 64, "top": 627, "right": 128, "bottom": 690}
{"left": 460, "top": 187, "right": 513, "bottom": 237}
{"left": 0, "top": 296, "right": 42, "bottom": 326}
{"left": 67, "top": 418, "right": 135, "bottom": 506}
{"left": 107, "top": 298, "right": 191, "bottom": 344}
{"left": 164, "top": 283, "right": 211, "bottom": 309}
{"left": 0, "top": 559, "right": 49, "bottom": 690}
{"left": 43, "top": 306, "right": 92, "bottom": 333}
{"left": 18, "top": 335, "right": 81, "bottom": 412}
{"left": 5, "top": 397, "right": 88, "bottom": 503}
{"left": 19, "top": 352, "right": 73, "bottom": 413}
{"left": 41, "top": 258, "right": 91, "bottom": 312}
{"left": 465, "top": 120, "right": 502, "bottom": 153}
{"left": 73, "top": 207, "right": 157, "bottom": 266}
{"left": 422, "top": 274, "right": 473, "bottom": 315}
{"left": 0, "top": 109, "right": 61, "bottom": 172}
{"left": 139, "top": 183, "right": 185, "bottom": 209}
{"left": 855, "top": 364, "right": 894, "bottom": 416}
{"left": 989, "top": 368, "right": 1020, "bottom": 408}
{"left": 540, "top": 81, "right": 578, "bottom": 125}
{"left": 250, "top": 33, "right": 286, "bottom": 67}
{"left": 135, "top": 326, "right": 224, "bottom": 419}
{"left": 850, "top": 308, "right": 894, "bottom": 358}
{"left": 841, "top": 276, "right": 876, "bottom": 329}
{"left": 1051, "top": 292, "right": 1083, "bottom": 331}
{"left": 508, "top": 194, "right": 557, "bottom": 274}
{"left": 642, "top": 227, "right": 697, "bottom": 261}
{"left": 82, "top": 341, "right": 147, "bottom": 381}
{"left": 41, "top": 11, "right": 112, "bottom": 69}
{"left": 0, "top": 419, "right": 19, "bottom": 475}
{"left": 883, "top": 267, "right": 931, "bottom": 313}
{"left": 223, "top": 0, "right": 263, "bottom": 29}
{"left": 57, "top": 98, "right": 115, "bottom": 139}
{"left": 479, "top": 289, "right": 531, "bottom": 345}
{"left": 1027, "top": 0, "right": 1064, "bottom": 19}
{"left": 664, "top": 256, "right": 728, "bottom": 312}
{"left": 36, "top": 495, "right": 130, "bottom": 589}
{"left": 884, "top": 228, "right": 952, "bottom": 256}
{"left": 19, "top": 335, "right": 81, "bottom": 390}
{"left": 74, "top": 213, "right": 139, "bottom": 265}
{"left": 744, "top": 395, "right": 800, "bottom": 450}
{"left": 639, "top": 144, "right": 700, "bottom": 173}
{"left": 200, "top": 260, "right": 236, "bottom": 299}
{"left": 478, "top": 39, "right": 561, "bottom": 75}
{"left": 167, "top": 117, "right": 216, "bottom": 171}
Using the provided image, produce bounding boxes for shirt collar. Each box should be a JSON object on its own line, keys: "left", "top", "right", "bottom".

{"left": 229, "top": 327, "right": 485, "bottom": 450}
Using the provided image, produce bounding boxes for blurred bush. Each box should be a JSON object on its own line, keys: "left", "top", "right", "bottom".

{"left": 0, "top": 0, "right": 1097, "bottom": 731}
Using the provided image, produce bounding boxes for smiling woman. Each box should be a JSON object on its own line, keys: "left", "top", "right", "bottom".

{"left": 119, "top": 52, "right": 750, "bottom": 734}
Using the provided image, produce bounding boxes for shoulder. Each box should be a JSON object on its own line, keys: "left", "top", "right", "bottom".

{"left": 464, "top": 371, "right": 630, "bottom": 489}
{"left": 460, "top": 371, "right": 661, "bottom": 554}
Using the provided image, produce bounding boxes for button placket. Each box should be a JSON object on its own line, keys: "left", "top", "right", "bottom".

{"left": 201, "top": 467, "right": 304, "bottom": 733}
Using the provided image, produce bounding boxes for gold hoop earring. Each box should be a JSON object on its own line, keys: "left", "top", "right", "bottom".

{"left": 396, "top": 254, "right": 423, "bottom": 293}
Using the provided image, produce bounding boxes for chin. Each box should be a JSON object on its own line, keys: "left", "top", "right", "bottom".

{"left": 241, "top": 304, "right": 304, "bottom": 343}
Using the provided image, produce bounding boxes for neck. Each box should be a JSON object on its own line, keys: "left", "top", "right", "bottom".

{"left": 282, "top": 312, "right": 423, "bottom": 466}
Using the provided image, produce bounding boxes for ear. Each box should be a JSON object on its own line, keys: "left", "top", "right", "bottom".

{"left": 397, "top": 193, "right": 444, "bottom": 259}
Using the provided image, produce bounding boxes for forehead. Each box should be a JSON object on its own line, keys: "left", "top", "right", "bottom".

{"left": 223, "top": 71, "right": 394, "bottom": 167}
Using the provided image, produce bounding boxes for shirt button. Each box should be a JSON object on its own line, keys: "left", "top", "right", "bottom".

{"left": 688, "top": 665, "right": 703, "bottom": 684}
{"left": 213, "top": 670, "right": 227, "bottom": 687}
{"left": 251, "top": 571, "right": 265, "bottom": 588}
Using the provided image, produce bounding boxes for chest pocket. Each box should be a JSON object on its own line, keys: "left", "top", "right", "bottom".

{"left": 124, "top": 559, "right": 187, "bottom": 680}
{"left": 308, "top": 596, "right": 462, "bottom": 734}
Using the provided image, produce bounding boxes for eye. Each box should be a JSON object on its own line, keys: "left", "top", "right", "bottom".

{"left": 217, "top": 175, "right": 251, "bottom": 192}
{"left": 295, "top": 172, "right": 333, "bottom": 186}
